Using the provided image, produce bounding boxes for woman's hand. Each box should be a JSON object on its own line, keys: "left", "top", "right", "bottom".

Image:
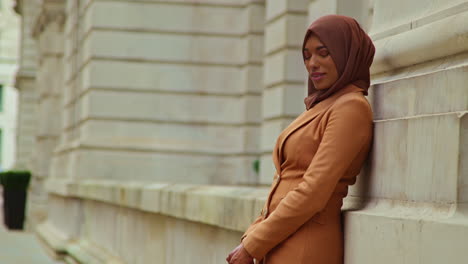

{"left": 226, "top": 244, "right": 254, "bottom": 264}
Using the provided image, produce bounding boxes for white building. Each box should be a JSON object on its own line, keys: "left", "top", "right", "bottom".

{"left": 0, "top": 0, "right": 20, "bottom": 171}
{"left": 13, "top": 0, "right": 468, "bottom": 263}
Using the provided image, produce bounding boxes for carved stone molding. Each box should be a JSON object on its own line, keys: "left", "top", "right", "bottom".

{"left": 32, "top": 1, "right": 65, "bottom": 38}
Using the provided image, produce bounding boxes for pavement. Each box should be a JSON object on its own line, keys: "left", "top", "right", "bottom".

{"left": 0, "top": 187, "right": 63, "bottom": 264}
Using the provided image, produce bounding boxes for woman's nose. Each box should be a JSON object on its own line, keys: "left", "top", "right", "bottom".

{"left": 307, "top": 56, "right": 319, "bottom": 70}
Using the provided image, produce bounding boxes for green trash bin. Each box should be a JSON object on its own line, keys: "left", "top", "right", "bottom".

{"left": 0, "top": 171, "right": 31, "bottom": 230}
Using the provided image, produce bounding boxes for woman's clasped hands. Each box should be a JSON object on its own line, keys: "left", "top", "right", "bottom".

{"left": 226, "top": 244, "right": 254, "bottom": 264}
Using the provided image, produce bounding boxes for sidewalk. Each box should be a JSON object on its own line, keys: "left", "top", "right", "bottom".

{"left": 0, "top": 187, "right": 63, "bottom": 264}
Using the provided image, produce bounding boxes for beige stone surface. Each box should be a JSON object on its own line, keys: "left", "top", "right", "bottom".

{"left": 266, "top": 0, "right": 308, "bottom": 20}
{"left": 371, "top": 68, "right": 468, "bottom": 120}
{"left": 45, "top": 179, "right": 268, "bottom": 233}
{"left": 371, "top": 10, "right": 468, "bottom": 74}
{"left": 83, "top": 30, "right": 263, "bottom": 65}
{"left": 79, "top": 120, "right": 259, "bottom": 154}
{"left": 88, "top": 1, "right": 249, "bottom": 35}
{"left": 80, "top": 89, "right": 260, "bottom": 124}
{"left": 0, "top": 0, "right": 20, "bottom": 170}
{"left": 372, "top": 0, "right": 467, "bottom": 35}
{"left": 307, "top": 0, "right": 373, "bottom": 30}
{"left": 357, "top": 114, "right": 461, "bottom": 202}
{"left": 262, "top": 84, "right": 306, "bottom": 119}
{"left": 263, "top": 49, "right": 306, "bottom": 87}
{"left": 343, "top": 202, "right": 468, "bottom": 264}
{"left": 264, "top": 14, "right": 307, "bottom": 54}
{"left": 83, "top": 60, "right": 248, "bottom": 94}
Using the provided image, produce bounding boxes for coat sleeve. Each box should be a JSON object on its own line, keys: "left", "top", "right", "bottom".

{"left": 240, "top": 214, "right": 263, "bottom": 242}
{"left": 242, "top": 98, "right": 373, "bottom": 260}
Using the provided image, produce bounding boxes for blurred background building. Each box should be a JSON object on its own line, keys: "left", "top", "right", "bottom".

{"left": 0, "top": 0, "right": 20, "bottom": 172}
{"left": 11, "top": 0, "right": 468, "bottom": 263}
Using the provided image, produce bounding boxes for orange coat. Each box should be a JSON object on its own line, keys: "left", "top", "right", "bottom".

{"left": 241, "top": 85, "right": 373, "bottom": 264}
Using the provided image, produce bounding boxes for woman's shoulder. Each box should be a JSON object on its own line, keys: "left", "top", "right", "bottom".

{"left": 329, "top": 91, "right": 373, "bottom": 118}
{"left": 333, "top": 91, "right": 370, "bottom": 108}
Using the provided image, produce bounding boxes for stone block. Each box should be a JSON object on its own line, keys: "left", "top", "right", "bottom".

{"left": 370, "top": 65, "right": 468, "bottom": 120}
{"left": 81, "top": 89, "right": 250, "bottom": 124}
{"left": 83, "top": 60, "right": 244, "bottom": 94}
{"left": 89, "top": 1, "right": 246, "bottom": 35}
{"left": 362, "top": 114, "right": 460, "bottom": 203}
{"left": 260, "top": 118, "right": 294, "bottom": 151}
{"left": 79, "top": 119, "right": 255, "bottom": 154}
{"left": 37, "top": 97, "right": 62, "bottom": 136}
{"left": 36, "top": 58, "right": 63, "bottom": 97}
{"left": 140, "top": 183, "right": 172, "bottom": 213}
{"left": 245, "top": 3, "right": 265, "bottom": 33}
{"left": 265, "top": 13, "right": 307, "bottom": 54}
{"left": 46, "top": 179, "right": 269, "bottom": 234}
{"left": 49, "top": 149, "right": 75, "bottom": 180}
{"left": 245, "top": 34, "right": 264, "bottom": 64}
{"left": 344, "top": 203, "right": 468, "bottom": 264}
{"left": 242, "top": 95, "right": 262, "bottom": 124}
{"left": 371, "top": 11, "right": 468, "bottom": 74}
{"left": 259, "top": 154, "right": 276, "bottom": 184}
{"left": 33, "top": 138, "right": 59, "bottom": 177}
{"left": 262, "top": 84, "right": 305, "bottom": 119}
{"left": 70, "top": 148, "right": 257, "bottom": 184}
{"left": 240, "top": 65, "right": 263, "bottom": 93}
{"left": 84, "top": 30, "right": 250, "bottom": 65}
{"left": 372, "top": 0, "right": 466, "bottom": 35}
{"left": 266, "top": 0, "right": 308, "bottom": 21}
{"left": 37, "top": 26, "right": 64, "bottom": 56}
{"left": 47, "top": 195, "right": 82, "bottom": 240}
{"left": 263, "top": 49, "right": 306, "bottom": 87}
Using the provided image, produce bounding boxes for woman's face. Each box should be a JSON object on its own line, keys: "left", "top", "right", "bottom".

{"left": 303, "top": 34, "right": 339, "bottom": 90}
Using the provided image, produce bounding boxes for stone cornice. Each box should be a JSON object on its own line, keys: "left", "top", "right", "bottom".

{"left": 45, "top": 178, "right": 269, "bottom": 232}
{"left": 13, "top": 0, "right": 22, "bottom": 15}
{"left": 32, "top": 1, "right": 65, "bottom": 38}
{"left": 371, "top": 10, "right": 468, "bottom": 75}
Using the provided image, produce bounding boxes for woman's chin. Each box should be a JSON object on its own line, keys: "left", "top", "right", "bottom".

{"left": 314, "top": 85, "right": 331, "bottom": 90}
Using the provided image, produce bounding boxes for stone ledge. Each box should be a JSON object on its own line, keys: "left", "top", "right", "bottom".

{"left": 45, "top": 178, "right": 269, "bottom": 232}
{"left": 342, "top": 202, "right": 468, "bottom": 263}
{"left": 36, "top": 222, "right": 124, "bottom": 264}
{"left": 372, "top": 11, "right": 468, "bottom": 75}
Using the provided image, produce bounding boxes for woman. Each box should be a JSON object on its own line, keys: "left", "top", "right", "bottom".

{"left": 226, "top": 15, "right": 375, "bottom": 264}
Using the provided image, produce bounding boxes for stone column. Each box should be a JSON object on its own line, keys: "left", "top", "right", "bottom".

{"left": 307, "top": 0, "right": 373, "bottom": 30}
{"left": 13, "top": 0, "right": 41, "bottom": 171}
{"left": 25, "top": 0, "right": 65, "bottom": 230}
{"left": 0, "top": 0, "right": 20, "bottom": 170}
{"left": 342, "top": 1, "right": 468, "bottom": 263}
{"left": 259, "top": 0, "right": 309, "bottom": 184}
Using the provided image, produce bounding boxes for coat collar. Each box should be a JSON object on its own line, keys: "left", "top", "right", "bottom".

{"left": 272, "top": 85, "right": 365, "bottom": 174}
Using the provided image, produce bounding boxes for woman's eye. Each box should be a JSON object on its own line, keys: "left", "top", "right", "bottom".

{"left": 319, "top": 51, "right": 329, "bottom": 57}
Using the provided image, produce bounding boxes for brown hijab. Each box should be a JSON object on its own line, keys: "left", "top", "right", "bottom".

{"left": 303, "top": 15, "right": 375, "bottom": 110}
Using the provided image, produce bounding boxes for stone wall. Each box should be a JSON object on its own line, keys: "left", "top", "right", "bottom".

{"left": 26, "top": 0, "right": 66, "bottom": 230}
{"left": 13, "top": 0, "right": 468, "bottom": 263}
{"left": 49, "top": 0, "right": 265, "bottom": 185}
{"left": 342, "top": 0, "right": 468, "bottom": 262}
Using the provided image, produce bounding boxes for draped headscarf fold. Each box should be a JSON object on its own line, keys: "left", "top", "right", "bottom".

{"left": 303, "top": 15, "right": 375, "bottom": 110}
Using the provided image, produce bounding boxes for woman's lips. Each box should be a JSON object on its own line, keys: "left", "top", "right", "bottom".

{"left": 311, "top": 73, "right": 326, "bottom": 81}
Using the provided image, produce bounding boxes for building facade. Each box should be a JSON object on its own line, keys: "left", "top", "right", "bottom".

{"left": 0, "top": 0, "right": 20, "bottom": 171}
{"left": 13, "top": 0, "right": 468, "bottom": 263}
